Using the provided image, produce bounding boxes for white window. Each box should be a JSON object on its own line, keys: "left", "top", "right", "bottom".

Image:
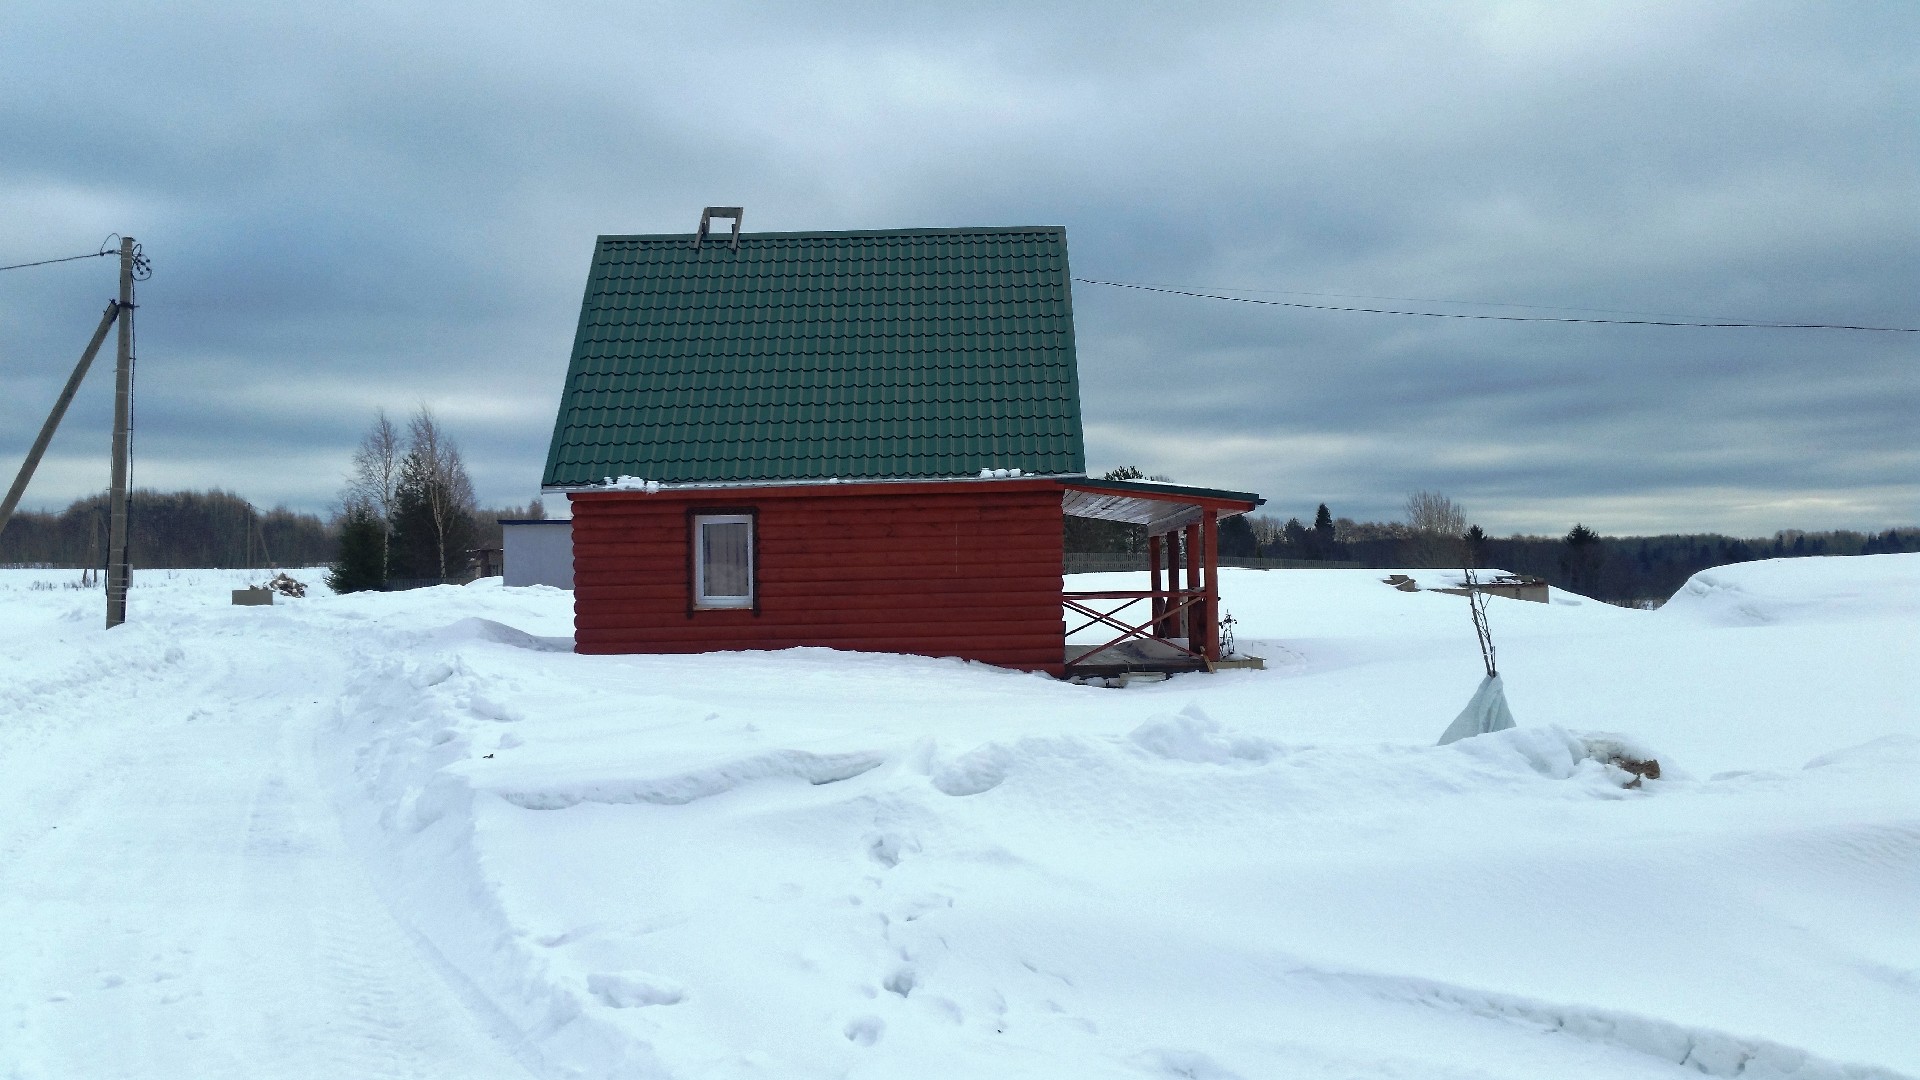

{"left": 694, "top": 513, "right": 754, "bottom": 609}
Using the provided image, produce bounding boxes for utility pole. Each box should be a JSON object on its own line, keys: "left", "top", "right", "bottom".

{"left": 105, "top": 237, "right": 135, "bottom": 628}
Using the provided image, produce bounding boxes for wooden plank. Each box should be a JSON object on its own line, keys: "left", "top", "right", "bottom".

{"left": 576, "top": 628, "right": 1066, "bottom": 651}
{"left": 754, "top": 498, "right": 1057, "bottom": 519}
{"left": 572, "top": 585, "right": 1069, "bottom": 609}
{"left": 572, "top": 639, "right": 1066, "bottom": 673}
{"left": 574, "top": 587, "right": 1064, "bottom": 613}
{"left": 572, "top": 543, "right": 688, "bottom": 562}
{"left": 753, "top": 534, "right": 1059, "bottom": 558}
{"left": 762, "top": 594, "right": 1057, "bottom": 616}
{"left": 574, "top": 603, "right": 1062, "bottom": 630}
{"left": 573, "top": 613, "right": 1067, "bottom": 636}
{"left": 758, "top": 567, "right": 1060, "bottom": 587}
{"left": 756, "top": 545, "right": 1060, "bottom": 572}
{"left": 568, "top": 524, "right": 685, "bottom": 543}
{"left": 574, "top": 512, "right": 1058, "bottom": 543}
{"left": 756, "top": 522, "right": 1061, "bottom": 545}
{"left": 575, "top": 610, "right": 1064, "bottom": 634}
{"left": 756, "top": 574, "right": 1061, "bottom": 598}
{"left": 572, "top": 582, "right": 687, "bottom": 602}
{"left": 571, "top": 569, "right": 687, "bottom": 588}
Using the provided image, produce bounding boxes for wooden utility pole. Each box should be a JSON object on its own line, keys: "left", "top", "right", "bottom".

{"left": 0, "top": 300, "right": 122, "bottom": 534}
{"left": 105, "top": 236, "right": 135, "bottom": 628}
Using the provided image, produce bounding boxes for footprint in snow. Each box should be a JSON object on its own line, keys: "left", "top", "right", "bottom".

{"left": 866, "top": 832, "right": 919, "bottom": 868}
{"left": 843, "top": 1015, "right": 884, "bottom": 1046}
{"left": 1139, "top": 1048, "right": 1244, "bottom": 1079}
{"left": 882, "top": 967, "right": 917, "bottom": 998}
{"left": 585, "top": 971, "right": 684, "bottom": 1008}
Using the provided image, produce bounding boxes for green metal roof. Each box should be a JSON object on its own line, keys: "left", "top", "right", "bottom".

{"left": 542, "top": 225, "right": 1087, "bottom": 488}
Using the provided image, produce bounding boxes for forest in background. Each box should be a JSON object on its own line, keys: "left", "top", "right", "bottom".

{"left": 1066, "top": 471, "right": 1920, "bottom": 608}
{"left": 0, "top": 489, "right": 334, "bottom": 570}
{"left": 3, "top": 464, "right": 1911, "bottom": 609}
{"left": 0, "top": 484, "right": 539, "bottom": 577}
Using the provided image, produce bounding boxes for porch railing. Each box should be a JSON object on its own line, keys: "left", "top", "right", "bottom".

{"left": 1063, "top": 588, "right": 1208, "bottom": 668}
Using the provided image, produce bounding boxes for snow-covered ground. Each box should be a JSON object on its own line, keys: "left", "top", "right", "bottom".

{"left": 1, "top": 558, "right": 1915, "bottom": 1079}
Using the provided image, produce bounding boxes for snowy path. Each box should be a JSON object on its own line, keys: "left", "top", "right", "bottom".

{"left": 0, "top": 606, "right": 534, "bottom": 1080}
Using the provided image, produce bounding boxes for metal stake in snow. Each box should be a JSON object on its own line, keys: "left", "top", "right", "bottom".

{"left": 1438, "top": 568, "right": 1517, "bottom": 744}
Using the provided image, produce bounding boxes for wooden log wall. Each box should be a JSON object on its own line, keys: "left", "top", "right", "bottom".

{"left": 569, "top": 480, "right": 1067, "bottom": 675}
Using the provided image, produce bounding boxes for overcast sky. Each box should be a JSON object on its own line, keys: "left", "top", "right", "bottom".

{"left": 3, "top": 1, "right": 1914, "bottom": 536}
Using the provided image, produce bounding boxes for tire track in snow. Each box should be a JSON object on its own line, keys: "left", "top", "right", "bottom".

{"left": 217, "top": 659, "right": 539, "bottom": 1080}
{"left": 2, "top": 605, "right": 538, "bottom": 1080}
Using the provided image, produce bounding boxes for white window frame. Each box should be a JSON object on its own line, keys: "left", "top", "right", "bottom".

{"left": 693, "top": 513, "right": 755, "bottom": 609}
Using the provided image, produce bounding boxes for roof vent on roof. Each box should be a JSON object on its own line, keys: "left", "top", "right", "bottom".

{"left": 692, "top": 206, "right": 743, "bottom": 252}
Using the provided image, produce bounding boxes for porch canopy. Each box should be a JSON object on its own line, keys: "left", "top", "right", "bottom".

{"left": 1060, "top": 478, "right": 1263, "bottom": 675}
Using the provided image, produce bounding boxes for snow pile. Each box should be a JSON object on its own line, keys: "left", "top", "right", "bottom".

{"left": 3, "top": 556, "right": 1917, "bottom": 1079}
{"left": 1660, "top": 552, "right": 1920, "bottom": 627}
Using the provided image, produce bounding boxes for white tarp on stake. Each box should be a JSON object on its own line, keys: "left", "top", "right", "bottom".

{"left": 1438, "top": 673, "right": 1517, "bottom": 745}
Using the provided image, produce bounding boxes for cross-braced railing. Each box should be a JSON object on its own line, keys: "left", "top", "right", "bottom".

{"left": 1063, "top": 589, "right": 1206, "bottom": 668}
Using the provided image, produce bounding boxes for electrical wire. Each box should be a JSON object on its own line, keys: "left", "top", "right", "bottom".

{"left": 1105, "top": 280, "right": 1755, "bottom": 322}
{"left": 3, "top": 236, "right": 148, "bottom": 277}
{"left": 0, "top": 250, "right": 115, "bottom": 273}
{"left": 1075, "top": 277, "right": 1919, "bottom": 333}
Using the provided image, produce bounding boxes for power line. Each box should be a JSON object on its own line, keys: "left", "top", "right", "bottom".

{"left": 2, "top": 236, "right": 148, "bottom": 277}
{"left": 1075, "top": 277, "right": 1919, "bottom": 333}
{"left": 0, "top": 250, "right": 116, "bottom": 273}
{"left": 1107, "top": 280, "right": 1752, "bottom": 322}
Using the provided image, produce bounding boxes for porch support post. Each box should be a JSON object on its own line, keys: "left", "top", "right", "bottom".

{"left": 1159, "top": 531, "right": 1176, "bottom": 637}
{"left": 1147, "top": 533, "right": 1164, "bottom": 633}
{"left": 1183, "top": 522, "right": 1200, "bottom": 645}
{"left": 1201, "top": 510, "right": 1220, "bottom": 661}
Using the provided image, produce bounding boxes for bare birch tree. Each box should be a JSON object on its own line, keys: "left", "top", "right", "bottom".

{"left": 345, "top": 409, "right": 402, "bottom": 570}
{"left": 399, "top": 407, "right": 477, "bottom": 579}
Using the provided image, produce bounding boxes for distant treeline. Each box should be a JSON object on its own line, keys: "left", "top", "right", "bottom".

{"left": 1471, "top": 528, "right": 1920, "bottom": 607}
{"left": 1246, "top": 512, "right": 1920, "bottom": 607}
{"left": 1066, "top": 470, "right": 1919, "bottom": 608}
{"left": 0, "top": 489, "right": 335, "bottom": 569}
{"left": 0, "top": 486, "right": 544, "bottom": 575}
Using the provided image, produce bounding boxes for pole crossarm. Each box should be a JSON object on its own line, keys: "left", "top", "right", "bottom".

{"left": 0, "top": 300, "right": 124, "bottom": 536}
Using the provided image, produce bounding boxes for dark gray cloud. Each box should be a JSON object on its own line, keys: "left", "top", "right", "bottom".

{"left": 2, "top": 1, "right": 1914, "bottom": 536}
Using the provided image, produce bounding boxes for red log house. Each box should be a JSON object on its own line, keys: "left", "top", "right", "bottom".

{"left": 540, "top": 210, "right": 1262, "bottom": 678}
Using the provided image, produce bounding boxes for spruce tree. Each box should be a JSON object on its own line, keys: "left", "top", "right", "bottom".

{"left": 1464, "top": 524, "right": 1488, "bottom": 568}
{"left": 1312, "top": 504, "right": 1337, "bottom": 560}
{"left": 1560, "top": 523, "right": 1605, "bottom": 591}
{"left": 327, "top": 504, "right": 388, "bottom": 593}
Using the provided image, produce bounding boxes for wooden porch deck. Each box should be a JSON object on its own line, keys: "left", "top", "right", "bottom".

{"left": 1063, "top": 637, "right": 1210, "bottom": 677}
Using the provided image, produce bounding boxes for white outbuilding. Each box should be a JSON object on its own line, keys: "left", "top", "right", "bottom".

{"left": 500, "top": 518, "right": 573, "bottom": 589}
